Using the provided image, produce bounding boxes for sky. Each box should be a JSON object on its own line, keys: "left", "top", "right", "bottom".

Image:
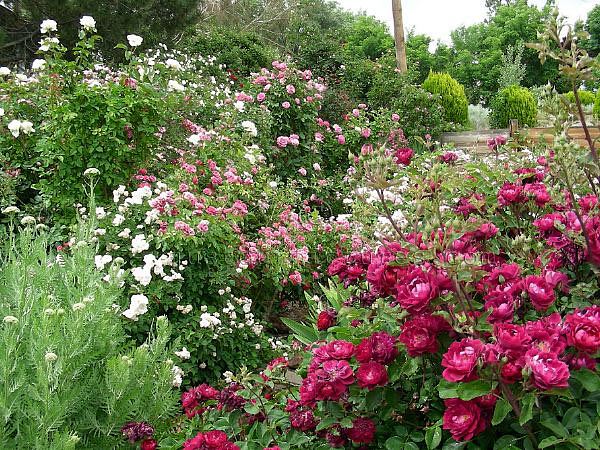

{"left": 336, "top": 0, "right": 598, "bottom": 46}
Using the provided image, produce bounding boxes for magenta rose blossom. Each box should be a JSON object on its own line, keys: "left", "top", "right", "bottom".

{"left": 441, "top": 338, "right": 484, "bottom": 383}
{"left": 355, "top": 331, "right": 398, "bottom": 364}
{"left": 565, "top": 306, "right": 600, "bottom": 354}
{"left": 442, "top": 398, "right": 487, "bottom": 441}
{"left": 494, "top": 323, "right": 531, "bottom": 354}
{"left": 395, "top": 267, "right": 440, "bottom": 313}
{"left": 290, "top": 409, "right": 318, "bottom": 431}
{"left": 346, "top": 418, "right": 376, "bottom": 444}
{"left": 324, "top": 340, "right": 355, "bottom": 360}
{"left": 398, "top": 314, "right": 450, "bottom": 356}
{"left": 497, "top": 182, "right": 526, "bottom": 206}
{"left": 524, "top": 275, "right": 556, "bottom": 311}
{"left": 395, "top": 147, "right": 414, "bottom": 166}
{"left": 356, "top": 361, "right": 388, "bottom": 390}
{"left": 526, "top": 351, "right": 570, "bottom": 390}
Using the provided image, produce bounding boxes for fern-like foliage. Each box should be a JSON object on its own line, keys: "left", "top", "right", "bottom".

{"left": 0, "top": 223, "right": 179, "bottom": 449}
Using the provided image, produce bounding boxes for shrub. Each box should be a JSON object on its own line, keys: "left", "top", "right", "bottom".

{"left": 564, "top": 90, "right": 596, "bottom": 106}
{"left": 422, "top": 71, "right": 469, "bottom": 126}
{"left": 468, "top": 104, "right": 490, "bottom": 130}
{"left": 595, "top": 90, "right": 600, "bottom": 118}
{"left": 0, "top": 224, "right": 178, "bottom": 448}
{"left": 490, "top": 84, "right": 538, "bottom": 128}
{"left": 367, "top": 68, "right": 447, "bottom": 143}
{"left": 182, "top": 27, "right": 276, "bottom": 75}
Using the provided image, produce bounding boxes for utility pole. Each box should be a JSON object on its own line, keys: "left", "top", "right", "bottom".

{"left": 392, "top": 0, "right": 407, "bottom": 72}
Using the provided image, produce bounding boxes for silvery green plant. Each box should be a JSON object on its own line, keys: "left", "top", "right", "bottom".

{"left": 0, "top": 221, "right": 179, "bottom": 449}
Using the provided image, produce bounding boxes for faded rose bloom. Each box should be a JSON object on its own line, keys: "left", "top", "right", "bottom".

{"left": 346, "top": 418, "right": 376, "bottom": 444}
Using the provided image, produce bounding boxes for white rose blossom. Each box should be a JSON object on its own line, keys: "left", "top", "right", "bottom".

{"left": 122, "top": 294, "right": 148, "bottom": 321}
{"left": 79, "top": 16, "right": 96, "bottom": 31}
{"left": 127, "top": 34, "right": 143, "bottom": 47}
{"left": 40, "top": 19, "right": 58, "bottom": 34}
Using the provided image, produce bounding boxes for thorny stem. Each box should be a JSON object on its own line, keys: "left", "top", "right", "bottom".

{"left": 375, "top": 187, "right": 404, "bottom": 238}
{"left": 572, "top": 84, "right": 600, "bottom": 175}
{"left": 557, "top": 158, "right": 593, "bottom": 253}
{"left": 500, "top": 382, "right": 539, "bottom": 448}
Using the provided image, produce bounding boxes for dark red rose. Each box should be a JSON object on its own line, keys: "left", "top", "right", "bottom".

{"left": 356, "top": 361, "right": 388, "bottom": 390}
{"left": 395, "top": 147, "right": 414, "bottom": 166}
{"left": 399, "top": 314, "right": 450, "bottom": 356}
{"left": 484, "top": 290, "right": 515, "bottom": 323}
{"left": 317, "top": 309, "right": 336, "bottom": 331}
{"left": 355, "top": 331, "right": 398, "bottom": 364}
{"left": 441, "top": 338, "right": 484, "bottom": 383}
{"left": 442, "top": 398, "right": 487, "bottom": 441}
{"left": 494, "top": 323, "right": 530, "bottom": 355}
{"left": 498, "top": 182, "right": 526, "bottom": 206}
{"left": 501, "top": 360, "right": 524, "bottom": 384}
{"left": 141, "top": 439, "right": 158, "bottom": 450}
{"left": 346, "top": 418, "right": 376, "bottom": 444}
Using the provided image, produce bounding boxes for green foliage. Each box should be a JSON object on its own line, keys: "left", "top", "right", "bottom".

{"left": 584, "top": 5, "right": 600, "bottom": 57}
{"left": 406, "top": 33, "right": 435, "bottom": 84}
{"left": 498, "top": 43, "right": 526, "bottom": 88}
{"left": 423, "top": 72, "right": 469, "bottom": 126}
{"left": 343, "top": 15, "right": 394, "bottom": 60}
{"left": 564, "top": 90, "right": 596, "bottom": 106}
{"left": 0, "top": 224, "right": 178, "bottom": 448}
{"left": 182, "top": 27, "right": 276, "bottom": 75}
{"left": 441, "top": 1, "right": 567, "bottom": 104}
{"left": 490, "top": 84, "right": 537, "bottom": 128}
{"left": 367, "top": 67, "right": 448, "bottom": 141}
{"left": 595, "top": 90, "right": 600, "bottom": 118}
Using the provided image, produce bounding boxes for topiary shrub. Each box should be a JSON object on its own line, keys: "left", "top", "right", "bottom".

{"left": 564, "top": 90, "right": 596, "bottom": 106}
{"left": 490, "top": 85, "right": 538, "bottom": 128}
{"left": 422, "top": 72, "right": 469, "bottom": 126}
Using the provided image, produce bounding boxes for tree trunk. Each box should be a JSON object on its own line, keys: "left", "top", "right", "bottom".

{"left": 392, "top": 0, "right": 407, "bottom": 73}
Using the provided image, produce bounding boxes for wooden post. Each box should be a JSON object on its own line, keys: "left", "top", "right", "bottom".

{"left": 392, "top": 0, "right": 408, "bottom": 73}
{"left": 509, "top": 119, "right": 519, "bottom": 137}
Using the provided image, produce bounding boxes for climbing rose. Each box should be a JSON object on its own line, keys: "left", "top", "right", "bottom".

{"left": 565, "top": 306, "right": 600, "bottom": 354}
{"left": 524, "top": 275, "right": 556, "bottom": 311}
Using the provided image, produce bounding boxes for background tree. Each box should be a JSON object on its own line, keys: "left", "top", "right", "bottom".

{"left": 584, "top": 4, "right": 600, "bottom": 57}
{"left": 0, "top": 0, "right": 203, "bottom": 63}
